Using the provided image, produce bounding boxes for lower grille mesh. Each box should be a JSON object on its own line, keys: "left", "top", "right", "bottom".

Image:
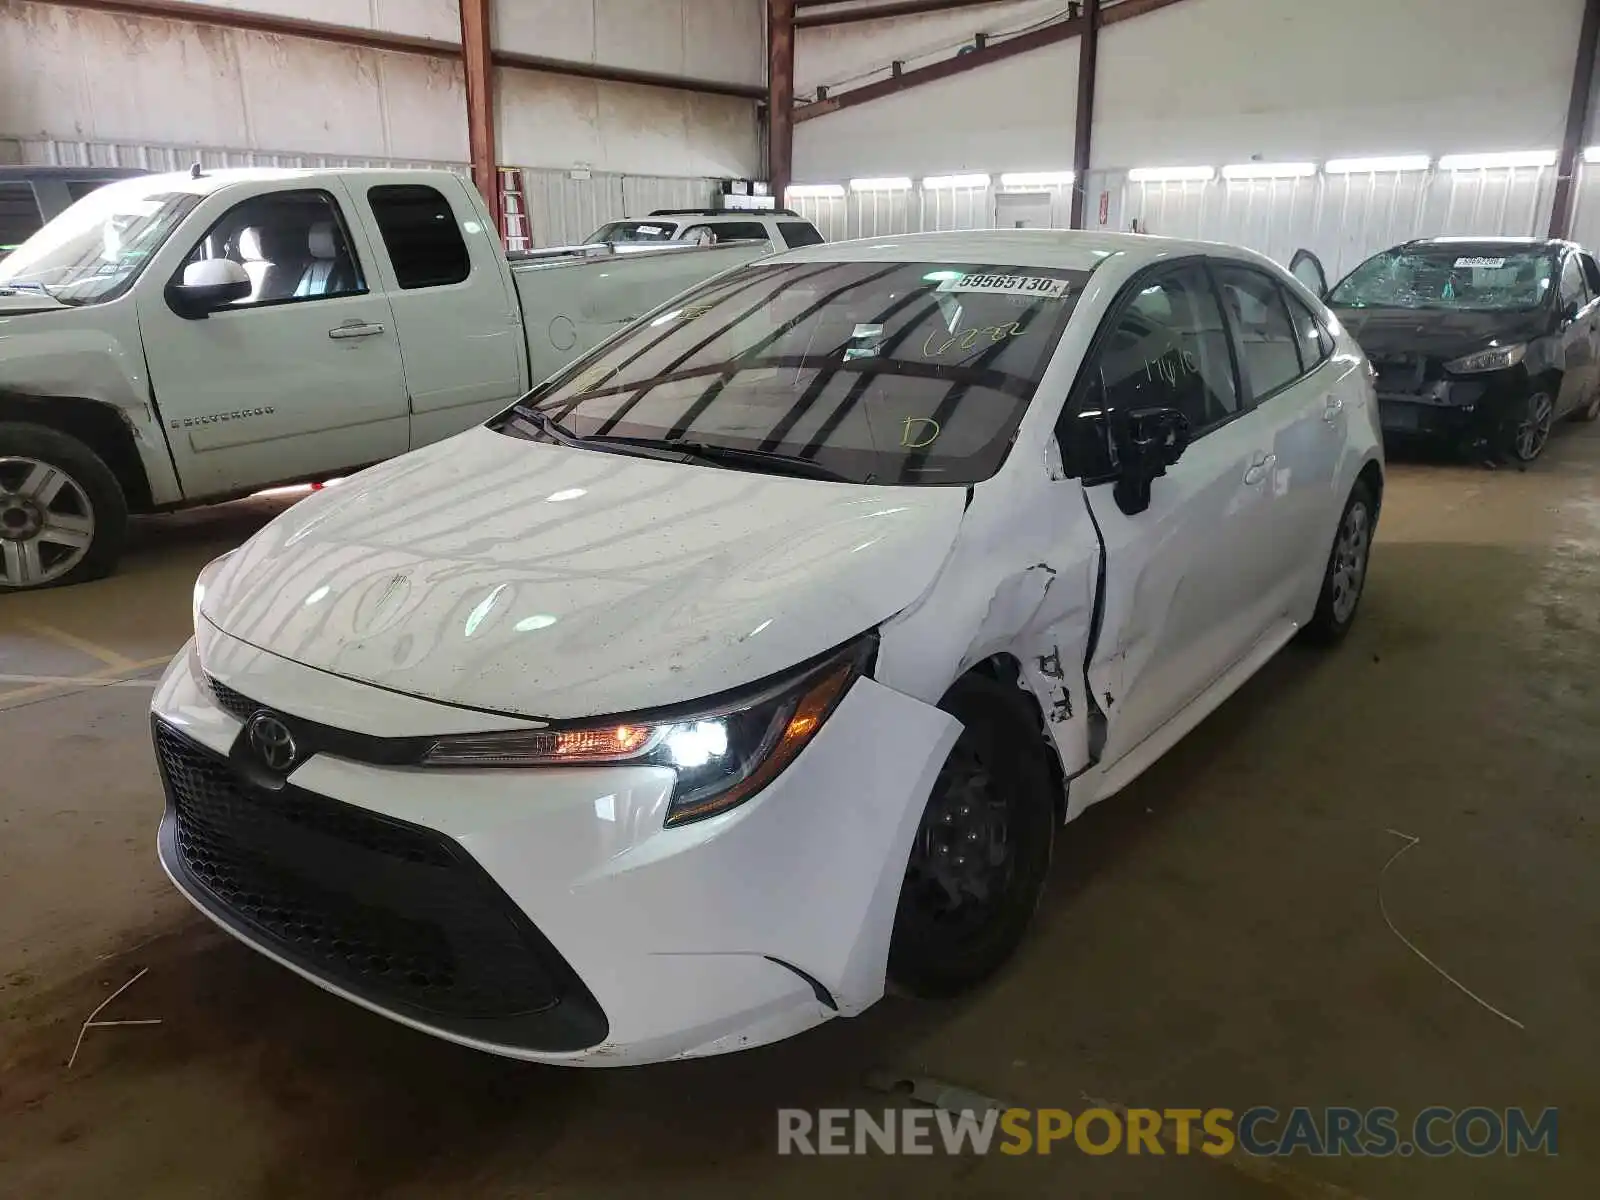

{"left": 155, "top": 722, "right": 561, "bottom": 1019}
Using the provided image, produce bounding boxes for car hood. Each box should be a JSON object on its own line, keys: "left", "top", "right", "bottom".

{"left": 1334, "top": 307, "right": 1551, "bottom": 361}
{"left": 199, "top": 427, "right": 969, "bottom": 720}
{"left": 0, "top": 289, "right": 70, "bottom": 315}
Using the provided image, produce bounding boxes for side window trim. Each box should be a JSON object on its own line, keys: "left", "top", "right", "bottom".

{"left": 168, "top": 186, "right": 370, "bottom": 314}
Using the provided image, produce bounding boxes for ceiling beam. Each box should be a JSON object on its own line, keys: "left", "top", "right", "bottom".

{"left": 1550, "top": 0, "right": 1600, "bottom": 238}
{"left": 796, "top": 0, "right": 1018, "bottom": 30}
{"left": 795, "top": 0, "right": 1190, "bottom": 122}
{"left": 29, "top": 0, "right": 764, "bottom": 100}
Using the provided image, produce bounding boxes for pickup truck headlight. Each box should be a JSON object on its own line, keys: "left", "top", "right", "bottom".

{"left": 1445, "top": 343, "right": 1526, "bottom": 374}
{"left": 421, "top": 634, "right": 876, "bottom": 826}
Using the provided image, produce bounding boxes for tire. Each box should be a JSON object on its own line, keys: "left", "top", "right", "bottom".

{"left": 887, "top": 674, "right": 1056, "bottom": 999}
{"left": 1302, "top": 479, "right": 1375, "bottom": 645}
{"left": 1572, "top": 391, "right": 1600, "bottom": 423}
{"left": 0, "top": 421, "right": 128, "bottom": 591}
{"left": 1510, "top": 389, "right": 1556, "bottom": 463}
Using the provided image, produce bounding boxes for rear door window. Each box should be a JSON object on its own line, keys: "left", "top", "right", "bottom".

{"left": 1215, "top": 265, "right": 1303, "bottom": 400}
{"left": 367, "top": 184, "right": 471, "bottom": 289}
{"left": 779, "top": 221, "right": 825, "bottom": 249}
{"left": 684, "top": 221, "right": 771, "bottom": 245}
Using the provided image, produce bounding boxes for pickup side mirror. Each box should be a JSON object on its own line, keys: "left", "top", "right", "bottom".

{"left": 1563, "top": 299, "right": 1583, "bottom": 325}
{"left": 166, "top": 259, "right": 251, "bottom": 319}
{"left": 1109, "top": 406, "right": 1191, "bottom": 516}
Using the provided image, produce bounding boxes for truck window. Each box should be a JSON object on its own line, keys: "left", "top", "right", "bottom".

{"left": 180, "top": 189, "right": 365, "bottom": 306}
{"left": 779, "top": 221, "right": 825, "bottom": 249}
{"left": 66, "top": 180, "right": 116, "bottom": 203}
{"left": 685, "top": 221, "right": 770, "bottom": 245}
{"left": 367, "top": 184, "right": 471, "bottom": 289}
{"left": 0, "top": 182, "right": 43, "bottom": 255}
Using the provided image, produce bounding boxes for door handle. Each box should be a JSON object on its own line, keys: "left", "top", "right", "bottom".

{"left": 1322, "top": 395, "right": 1344, "bottom": 424}
{"left": 1243, "top": 453, "right": 1276, "bottom": 486}
{"left": 328, "top": 321, "right": 385, "bottom": 339}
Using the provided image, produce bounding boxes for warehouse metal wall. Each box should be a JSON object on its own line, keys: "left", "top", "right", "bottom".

{"left": 787, "top": 165, "right": 1572, "bottom": 277}
{"left": 0, "top": 1, "right": 761, "bottom": 181}
{"left": 10, "top": 135, "right": 722, "bottom": 249}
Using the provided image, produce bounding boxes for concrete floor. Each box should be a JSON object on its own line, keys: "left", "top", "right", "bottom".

{"left": 1, "top": 429, "right": 1597, "bottom": 1199}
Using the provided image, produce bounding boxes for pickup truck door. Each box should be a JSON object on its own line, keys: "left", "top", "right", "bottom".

{"left": 1072, "top": 262, "right": 1277, "bottom": 774}
{"left": 136, "top": 179, "right": 409, "bottom": 499}
{"left": 344, "top": 173, "right": 528, "bottom": 449}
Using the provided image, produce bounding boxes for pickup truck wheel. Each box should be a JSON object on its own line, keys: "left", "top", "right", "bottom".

{"left": 0, "top": 423, "right": 127, "bottom": 591}
{"left": 1302, "top": 479, "right": 1375, "bottom": 645}
{"left": 1574, "top": 392, "right": 1600, "bottom": 423}
{"left": 887, "top": 674, "right": 1055, "bottom": 999}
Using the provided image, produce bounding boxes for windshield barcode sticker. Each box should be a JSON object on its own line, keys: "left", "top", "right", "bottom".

{"left": 1454, "top": 257, "right": 1507, "bottom": 269}
{"left": 936, "top": 273, "right": 1070, "bottom": 299}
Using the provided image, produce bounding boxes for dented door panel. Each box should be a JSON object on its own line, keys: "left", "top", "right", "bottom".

{"left": 876, "top": 460, "right": 1100, "bottom": 786}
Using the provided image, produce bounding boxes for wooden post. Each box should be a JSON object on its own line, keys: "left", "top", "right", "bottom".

{"left": 769, "top": 0, "right": 796, "bottom": 205}
{"left": 459, "top": 0, "right": 501, "bottom": 238}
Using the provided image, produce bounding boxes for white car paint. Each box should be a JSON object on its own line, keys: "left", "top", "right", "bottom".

{"left": 153, "top": 229, "right": 1382, "bottom": 1066}
{"left": 0, "top": 168, "right": 766, "bottom": 586}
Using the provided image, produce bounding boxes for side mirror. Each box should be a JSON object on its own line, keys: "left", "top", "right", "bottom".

{"left": 1564, "top": 299, "right": 1582, "bottom": 325}
{"left": 166, "top": 259, "right": 251, "bottom": 319}
{"left": 1109, "top": 406, "right": 1191, "bottom": 516}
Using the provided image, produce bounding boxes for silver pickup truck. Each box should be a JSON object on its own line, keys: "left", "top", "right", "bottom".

{"left": 0, "top": 167, "right": 769, "bottom": 590}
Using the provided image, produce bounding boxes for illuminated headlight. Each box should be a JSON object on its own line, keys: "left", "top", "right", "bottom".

{"left": 421, "top": 634, "right": 876, "bottom": 826}
{"left": 1445, "top": 343, "right": 1526, "bottom": 374}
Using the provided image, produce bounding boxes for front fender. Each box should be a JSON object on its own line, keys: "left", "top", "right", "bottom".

{"left": 0, "top": 300, "right": 182, "bottom": 504}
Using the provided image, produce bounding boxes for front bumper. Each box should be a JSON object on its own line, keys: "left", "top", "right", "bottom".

{"left": 1374, "top": 367, "right": 1522, "bottom": 443}
{"left": 152, "top": 626, "right": 959, "bottom": 1066}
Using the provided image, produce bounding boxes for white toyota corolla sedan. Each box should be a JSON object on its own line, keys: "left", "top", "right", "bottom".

{"left": 154, "top": 230, "right": 1382, "bottom": 1066}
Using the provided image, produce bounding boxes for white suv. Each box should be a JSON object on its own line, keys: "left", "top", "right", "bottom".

{"left": 585, "top": 208, "right": 824, "bottom": 253}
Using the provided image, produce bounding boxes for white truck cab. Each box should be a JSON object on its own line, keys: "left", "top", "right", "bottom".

{"left": 0, "top": 167, "right": 767, "bottom": 589}
{"left": 585, "top": 208, "right": 825, "bottom": 254}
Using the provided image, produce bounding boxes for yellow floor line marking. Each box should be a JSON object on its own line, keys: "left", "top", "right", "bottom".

{"left": 0, "top": 673, "right": 158, "bottom": 688}
{"left": 0, "top": 654, "right": 174, "bottom": 706}
{"left": 14, "top": 618, "right": 141, "bottom": 671}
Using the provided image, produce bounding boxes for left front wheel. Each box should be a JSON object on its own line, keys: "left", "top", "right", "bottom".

{"left": 887, "top": 673, "right": 1056, "bottom": 999}
{"left": 0, "top": 422, "right": 128, "bottom": 591}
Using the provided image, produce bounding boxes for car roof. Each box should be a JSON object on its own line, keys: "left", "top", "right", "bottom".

{"left": 1405, "top": 235, "right": 1571, "bottom": 252}
{"left": 770, "top": 228, "right": 1275, "bottom": 273}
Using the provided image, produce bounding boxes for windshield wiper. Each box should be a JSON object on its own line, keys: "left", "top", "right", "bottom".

{"left": 509, "top": 406, "right": 585, "bottom": 445}
{"left": 582, "top": 435, "right": 863, "bottom": 483}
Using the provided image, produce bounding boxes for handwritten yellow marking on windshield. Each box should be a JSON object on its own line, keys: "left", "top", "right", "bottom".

{"left": 923, "top": 322, "right": 1027, "bottom": 359}
{"left": 901, "top": 417, "right": 941, "bottom": 448}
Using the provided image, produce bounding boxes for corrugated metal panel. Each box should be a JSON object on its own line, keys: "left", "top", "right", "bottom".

{"left": 1121, "top": 167, "right": 1557, "bottom": 276}
{"left": 919, "top": 184, "right": 993, "bottom": 232}
{"left": 849, "top": 188, "right": 915, "bottom": 239}
{"left": 17, "top": 136, "right": 468, "bottom": 175}
{"left": 514, "top": 169, "right": 726, "bottom": 248}
{"left": 787, "top": 193, "right": 849, "bottom": 241}
{"left": 621, "top": 175, "right": 719, "bottom": 217}
{"left": 1570, "top": 159, "right": 1600, "bottom": 249}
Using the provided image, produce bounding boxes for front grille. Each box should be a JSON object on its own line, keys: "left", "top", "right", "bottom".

{"left": 207, "top": 676, "right": 259, "bottom": 723}
{"left": 154, "top": 721, "right": 606, "bottom": 1048}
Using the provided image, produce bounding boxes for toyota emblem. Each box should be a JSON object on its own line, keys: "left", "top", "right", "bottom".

{"left": 246, "top": 712, "right": 299, "bottom": 772}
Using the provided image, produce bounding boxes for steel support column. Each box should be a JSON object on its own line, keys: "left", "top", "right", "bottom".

{"left": 459, "top": 0, "right": 500, "bottom": 237}
{"left": 769, "top": 0, "right": 797, "bottom": 202}
{"left": 1070, "top": 0, "right": 1099, "bottom": 229}
{"left": 1551, "top": 0, "right": 1600, "bottom": 239}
